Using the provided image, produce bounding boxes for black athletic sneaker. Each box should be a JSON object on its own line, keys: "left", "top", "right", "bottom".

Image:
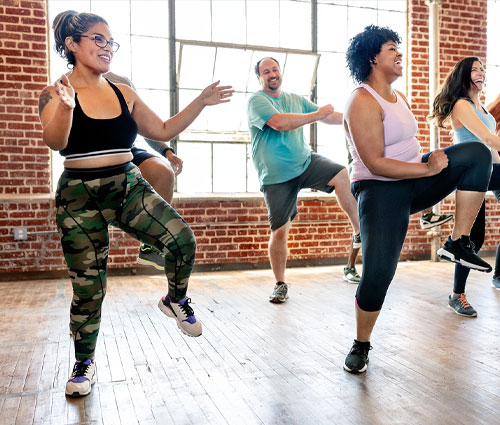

{"left": 344, "top": 339, "right": 372, "bottom": 373}
{"left": 437, "top": 236, "right": 492, "bottom": 272}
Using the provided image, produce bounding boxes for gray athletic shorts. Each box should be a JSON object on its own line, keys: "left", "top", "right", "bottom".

{"left": 261, "top": 152, "right": 345, "bottom": 231}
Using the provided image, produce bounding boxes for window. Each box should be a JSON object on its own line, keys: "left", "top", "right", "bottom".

{"left": 47, "top": 0, "right": 407, "bottom": 193}
{"left": 487, "top": 0, "right": 500, "bottom": 105}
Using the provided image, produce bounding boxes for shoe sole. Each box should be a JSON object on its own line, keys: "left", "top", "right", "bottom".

{"left": 437, "top": 248, "right": 492, "bottom": 272}
{"left": 269, "top": 296, "right": 288, "bottom": 303}
{"left": 343, "top": 362, "right": 368, "bottom": 373}
{"left": 65, "top": 372, "right": 96, "bottom": 397}
{"left": 352, "top": 242, "right": 362, "bottom": 249}
{"left": 157, "top": 299, "right": 202, "bottom": 337}
{"left": 420, "top": 215, "right": 453, "bottom": 230}
{"left": 491, "top": 283, "right": 500, "bottom": 290}
{"left": 138, "top": 257, "right": 164, "bottom": 271}
{"left": 343, "top": 275, "right": 360, "bottom": 284}
{"left": 447, "top": 304, "right": 477, "bottom": 317}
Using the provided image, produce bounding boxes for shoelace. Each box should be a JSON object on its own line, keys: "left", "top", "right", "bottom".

{"left": 351, "top": 343, "right": 372, "bottom": 357}
{"left": 458, "top": 294, "right": 472, "bottom": 308}
{"left": 72, "top": 361, "right": 91, "bottom": 378}
{"left": 178, "top": 298, "right": 195, "bottom": 317}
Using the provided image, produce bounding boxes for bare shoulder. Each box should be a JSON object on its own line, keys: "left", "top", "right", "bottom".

{"left": 345, "top": 87, "right": 382, "bottom": 118}
{"left": 113, "top": 83, "right": 137, "bottom": 103}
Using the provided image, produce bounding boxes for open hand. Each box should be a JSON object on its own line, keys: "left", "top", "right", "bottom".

{"left": 201, "top": 80, "right": 234, "bottom": 106}
{"left": 54, "top": 74, "right": 75, "bottom": 110}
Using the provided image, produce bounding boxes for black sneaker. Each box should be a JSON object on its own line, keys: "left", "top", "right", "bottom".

{"left": 138, "top": 244, "right": 164, "bottom": 270}
{"left": 437, "top": 236, "right": 492, "bottom": 272}
{"left": 344, "top": 339, "right": 372, "bottom": 373}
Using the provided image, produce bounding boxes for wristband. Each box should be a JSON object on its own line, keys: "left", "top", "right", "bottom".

{"left": 161, "top": 146, "right": 175, "bottom": 157}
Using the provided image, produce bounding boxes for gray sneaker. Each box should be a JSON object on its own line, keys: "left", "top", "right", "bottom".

{"left": 352, "top": 233, "right": 362, "bottom": 249}
{"left": 492, "top": 276, "right": 500, "bottom": 290}
{"left": 343, "top": 267, "right": 361, "bottom": 284}
{"left": 269, "top": 282, "right": 288, "bottom": 303}
{"left": 138, "top": 244, "right": 164, "bottom": 270}
{"left": 448, "top": 294, "right": 477, "bottom": 317}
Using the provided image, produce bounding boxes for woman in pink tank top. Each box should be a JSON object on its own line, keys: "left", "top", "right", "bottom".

{"left": 341, "top": 25, "right": 495, "bottom": 374}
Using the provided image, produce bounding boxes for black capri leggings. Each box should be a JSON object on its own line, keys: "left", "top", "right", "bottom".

{"left": 352, "top": 142, "right": 492, "bottom": 312}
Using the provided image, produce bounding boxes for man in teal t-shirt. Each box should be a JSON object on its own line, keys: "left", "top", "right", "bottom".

{"left": 247, "top": 57, "right": 361, "bottom": 303}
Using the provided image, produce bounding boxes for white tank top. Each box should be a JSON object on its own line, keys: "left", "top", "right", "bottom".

{"left": 346, "top": 83, "right": 422, "bottom": 182}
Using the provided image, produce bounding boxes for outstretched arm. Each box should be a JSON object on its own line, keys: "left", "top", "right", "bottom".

{"left": 130, "top": 80, "right": 234, "bottom": 142}
{"left": 266, "top": 104, "right": 334, "bottom": 131}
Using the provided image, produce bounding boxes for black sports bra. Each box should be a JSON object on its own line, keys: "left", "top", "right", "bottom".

{"left": 60, "top": 79, "right": 138, "bottom": 161}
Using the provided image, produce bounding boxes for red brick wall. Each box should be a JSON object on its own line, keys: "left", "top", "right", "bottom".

{"left": 0, "top": 0, "right": 496, "bottom": 277}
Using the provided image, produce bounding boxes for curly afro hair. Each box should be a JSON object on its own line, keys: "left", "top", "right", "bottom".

{"left": 346, "top": 25, "right": 401, "bottom": 84}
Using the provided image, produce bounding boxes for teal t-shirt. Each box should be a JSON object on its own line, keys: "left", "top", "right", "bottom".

{"left": 247, "top": 90, "right": 319, "bottom": 185}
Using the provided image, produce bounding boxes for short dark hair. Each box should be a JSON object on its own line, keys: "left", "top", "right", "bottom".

{"left": 254, "top": 57, "right": 280, "bottom": 77}
{"left": 346, "top": 25, "right": 401, "bottom": 84}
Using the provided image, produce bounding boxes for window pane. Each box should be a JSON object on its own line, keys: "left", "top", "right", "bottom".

{"left": 378, "top": 0, "right": 407, "bottom": 12}
{"left": 131, "top": 0, "right": 169, "bottom": 37}
{"left": 247, "top": 147, "right": 261, "bottom": 192}
{"left": 347, "top": 6, "right": 378, "bottom": 40}
{"left": 176, "top": 0, "right": 211, "bottom": 41}
{"left": 280, "top": 0, "right": 311, "bottom": 50}
{"left": 179, "top": 89, "right": 208, "bottom": 133}
{"left": 247, "top": 1, "right": 280, "bottom": 47}
{"left": 317, "top": 4, "right": 348, "bottom": 52}
{"left": 137, "top": 89, "right": 170, "bottom": 119}
{"left": 281, "top": 54, "right": 318, "bottom": 96}
{"left": 316, "top": 124, "right": 348, "bottom": 167}
{"left": 179, "top": 45, "right": 216, "bottom": 89}
{"left": 131, "top": 36, "right": 169, "bottom": 89}
{"left": 213, "top": 144, "right": 246, "bottom": 192}
{"left": 176, "top": 142, "right": 212, "bottom": 193}
{"left": 213, "top": 48, "right": 253, "bottom": 92}
{"left": 317, "top": 52, "right": 353, "bottom": 105}
{"left": 212, "top": 0, "right": 246, "bottom": 44}
{"left": 206, "top": 92, "right": 247, "bottom": 133}
{"left": 109, "top": 34, "right": 132, "bottom": 79}
{"left": 91, "top": 1, "right": 130, "bottom": 35}
{"left": 486, "top": 65, "right": 500, "bottom": 105}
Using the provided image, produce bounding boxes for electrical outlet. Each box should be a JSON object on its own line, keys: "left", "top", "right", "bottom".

{"left": 13, "top": 227, "right": 28, "bottom": 241}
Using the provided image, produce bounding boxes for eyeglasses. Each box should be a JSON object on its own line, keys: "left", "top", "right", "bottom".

{"left": 80, "top": 34, "right": 120, "bottom": 52}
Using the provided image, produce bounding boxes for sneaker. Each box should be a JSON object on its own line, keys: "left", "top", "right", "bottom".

{"left": 492, "top": 276, "right": 500, "bottom": 290}
{"left": 448, "top": 294, "right": 477, "bottom": 317}
{"left": 343, "top": 267, "right": 361, "bottom": 284}
{"left": 420, "top": 212, "right": 454, "bottom": 230}
{"left": 65, "top": 360, "right": 96, "bottom": 397}
{"left": 352, "top": 233, "right": 362, "bottom": 249}
{"left": 344, "top": 340, "right": 372, "bottom": 373}
{"left": 158, "top": 296, "right": 202, "bottom": 337}
{"left": 269, "top": 282, "right": 289, "bottom": 303}
{"left": 437, "top": 236, "right": 492, "bottom": 272}
{"left": 138, "top": 244, "right": 164, "bottom": 270}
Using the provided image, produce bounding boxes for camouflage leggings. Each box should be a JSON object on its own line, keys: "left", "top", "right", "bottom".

{"left": 56, "top": 163, "right": 196, "bottom": 360}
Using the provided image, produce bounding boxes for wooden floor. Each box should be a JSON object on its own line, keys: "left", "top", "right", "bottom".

{"left": 1, "top": 259, "right": 500, "bottom": 425}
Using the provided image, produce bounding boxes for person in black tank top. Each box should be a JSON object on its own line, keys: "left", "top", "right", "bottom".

{"left": 38, "top": 10, "right": 233, "bottom": 397}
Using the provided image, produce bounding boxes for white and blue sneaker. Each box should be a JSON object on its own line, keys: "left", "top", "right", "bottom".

{"left": 158, "top": 296, "right": 202, "bottom": 337}
{"left": 65, "top": 360, "right": 96, "bottom": 397}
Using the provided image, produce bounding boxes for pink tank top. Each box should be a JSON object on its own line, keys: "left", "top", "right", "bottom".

{"left": 346, "top": 83, "right": 422, "bottom": 182}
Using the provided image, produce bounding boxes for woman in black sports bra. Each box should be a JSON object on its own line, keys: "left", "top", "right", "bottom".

{"left": 38, "top": 10, "right": 233, "bottom": 398}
